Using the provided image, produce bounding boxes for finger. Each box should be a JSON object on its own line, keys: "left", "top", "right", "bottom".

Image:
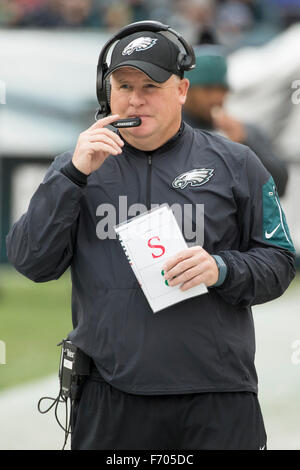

{"left": 163, "top": 246, "right": 202, "bottom": 272}
{"left": 167, "top": 265, "right": 203, "bottom": 287}
{"left": 180, "top": 274, "right": 205, "bottom": 291}
{"left": 88, "top": 142, "right": 122, "bottom": 156}
{"left": 88, "top": 128, "right": 124, "bottom": 147}
{"left": 89, "top": 114, "right": 120, "bottom": 131}
{"left": 162, "top": 249, "right": 194, "bottom": 272}
{"left": 88, "top": 134, "right": 123, "bottom": 153}
{"left": 164, "top": 257, "right": 197, "bottom": 281}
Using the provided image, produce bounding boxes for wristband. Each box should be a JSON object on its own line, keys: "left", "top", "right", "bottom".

{"left": 211, "top": 255, "right": 227, "bottom": 287}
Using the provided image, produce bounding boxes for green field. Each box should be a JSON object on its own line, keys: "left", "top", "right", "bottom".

{"left": 0, "top": 266, "right": 72, "bottom": 391}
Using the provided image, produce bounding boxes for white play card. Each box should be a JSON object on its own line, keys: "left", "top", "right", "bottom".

{"left": 114, "top": 204, "right": 208, "bottom": 313}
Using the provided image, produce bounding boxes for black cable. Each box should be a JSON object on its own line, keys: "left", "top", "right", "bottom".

{"left": 37, "top": 340, "right": 73, "bottom": 449}
{"left": 38, "top": 339, "right": 90, "bottom": 450}
{"left": 62, "top": 399, "right": 73, "bottom": 451}
{"left": 37, "top": 395, "right": 61, "bottom": 415}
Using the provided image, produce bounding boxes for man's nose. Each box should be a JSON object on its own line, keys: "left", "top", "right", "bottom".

{"left": 128, "top": 88, "right": 146, "bottom": 107}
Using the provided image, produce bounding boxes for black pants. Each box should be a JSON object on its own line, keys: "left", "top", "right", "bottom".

{"left": 71, "top": 372, "right": 267, "bottom": 450}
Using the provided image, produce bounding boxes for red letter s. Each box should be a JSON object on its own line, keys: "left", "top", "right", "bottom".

{"left": 148, "top": 236, "right": 166, "bottom": 259}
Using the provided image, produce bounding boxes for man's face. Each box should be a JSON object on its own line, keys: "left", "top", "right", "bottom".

{"left": 110, "top": 67, "right": 189, "bottom": 149}
{"left": 185, "top": 85, "right": 228, "bottom": 125}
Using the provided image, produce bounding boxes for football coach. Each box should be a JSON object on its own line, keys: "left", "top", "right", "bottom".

{"left": 6, "top": 21, "right": 296, "bottom": 450}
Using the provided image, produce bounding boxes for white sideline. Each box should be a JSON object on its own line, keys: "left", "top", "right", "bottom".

{"left": 0, "top": 374, "right": 70, "bottom": 450}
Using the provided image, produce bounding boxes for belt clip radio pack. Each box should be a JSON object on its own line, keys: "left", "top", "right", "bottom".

{"left": 59, "top": 339, "right": 91, "bottom": 400}
{"left": 37, "top": 338, "right": 91, "bottom": 450}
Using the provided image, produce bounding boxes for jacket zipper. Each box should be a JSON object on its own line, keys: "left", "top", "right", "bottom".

{"left": 146, "top": 154, "right": 152, "bottom": 210}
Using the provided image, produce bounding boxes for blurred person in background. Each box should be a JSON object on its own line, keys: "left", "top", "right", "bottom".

{"left": 126, "top": 0, "right": 150, "bottom": 23}
{"left": 215, "top": 0, "right": 255, "bottom": 37}
{"left": 6, "top": 0, "right": 63, "bottom": 27}
{"left": 268, "top": 0, "right": 300, "bottom": 28}
{"left": 57, "top": 0, "right": 99, "bottom": 27}
{"left": 0, "top": 0, "right": 46, "bottom": 26}
{"left": 167, "top": 0, "right": 217, "bottom": 46}
{"left": 214, "top": 0, "right": 283, "bottom": 47}
{"left": 103, "top": 2, "right": 132, "bottom": 31}
{"left": 16, "top": 0, "right": 103, "bottom": 28}
{"left": 91, "top": 0, "right": 151, "bottom": 31}
{"left": 145, "top": 0, "right": 173, "bottom": 26}
{"left": 0, "top": 0, "right": 291, "bottom": 32}
{"left": 183, "top": 45, "right": 289, "bottom": 197}
{"left": 11, "top": 0, "right": 152, "bottom": 29}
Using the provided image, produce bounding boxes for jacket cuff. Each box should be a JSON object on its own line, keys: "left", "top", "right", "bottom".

{"left": 60, "top": 160, "right": 88, "bottom": 187}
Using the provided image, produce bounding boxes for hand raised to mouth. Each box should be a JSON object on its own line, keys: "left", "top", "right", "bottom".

{"left": 72, "top": 114, "right": 125, "bottom": 176}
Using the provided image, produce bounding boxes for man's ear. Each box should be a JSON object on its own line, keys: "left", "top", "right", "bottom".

{"left": 178, "top": 78, "right": 190, "bottom": 105}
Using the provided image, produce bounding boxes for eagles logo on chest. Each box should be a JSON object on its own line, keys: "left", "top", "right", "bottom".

{"left": 172, "top": 169, "right": 214, "bottom": 190}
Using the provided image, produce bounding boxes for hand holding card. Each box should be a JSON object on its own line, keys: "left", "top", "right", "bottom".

{"left": 114, "top": 204, "right": 207, "bottom": 313}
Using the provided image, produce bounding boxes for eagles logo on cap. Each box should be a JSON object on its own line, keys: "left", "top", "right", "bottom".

{"left": 122, "top": 37, "right": 158, "bottom": 56}
{"left": 104, "top": 31, "right": 183, "bottom": 83}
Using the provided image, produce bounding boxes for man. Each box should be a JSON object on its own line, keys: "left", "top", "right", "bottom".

{"left": 6, "top": 24, "right": 296, "bottom": 450}
{"left": 183, "top": 46, "right": 289, "bottom": 197}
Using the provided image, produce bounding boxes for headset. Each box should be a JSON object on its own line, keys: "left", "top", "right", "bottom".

{"left": 95, "top": 20, "right": 196, "bottom": 120}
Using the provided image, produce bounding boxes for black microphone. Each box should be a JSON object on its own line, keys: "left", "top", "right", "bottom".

{"left": 111, "top": 117, "right": 142, "bottom": 128}
{"left": 94, "top": 109, "right": 142, "bottom": 128}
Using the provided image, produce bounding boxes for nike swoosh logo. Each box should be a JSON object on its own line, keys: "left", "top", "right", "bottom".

{"left": 259, "top": 444, "right": 266, "bottom": 450}
{"left": 265, "top": 223, "right": 280, "bottom": 239}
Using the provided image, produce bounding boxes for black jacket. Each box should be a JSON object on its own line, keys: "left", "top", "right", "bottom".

{"left": 6, "top": 122, "right": 296, "bottom": 395}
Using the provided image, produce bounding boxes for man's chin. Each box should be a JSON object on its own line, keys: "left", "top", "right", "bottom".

{"left": 123, "top": 122, "right": 154, "bottom": 138}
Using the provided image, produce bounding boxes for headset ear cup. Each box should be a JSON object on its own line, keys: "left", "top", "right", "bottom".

{"left": 96, "top": 78, "right": 110, "bottom": 118}
{"left": 177, "top": 52, "right": 194, "bottom": 73}
{"left": 105, "top": 80, "right": 111, "bottom": 110}
{"left": 176, "top": 52, "right": 185, "bottom": 74}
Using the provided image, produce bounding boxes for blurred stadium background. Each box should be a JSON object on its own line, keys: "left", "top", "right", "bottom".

{"left": 0, "top": 0, "right": 300, "bottom": 450}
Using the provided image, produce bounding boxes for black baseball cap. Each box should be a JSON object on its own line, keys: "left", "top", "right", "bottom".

{"left": 104, "top": 31, "right": 182, "bottom": 83}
